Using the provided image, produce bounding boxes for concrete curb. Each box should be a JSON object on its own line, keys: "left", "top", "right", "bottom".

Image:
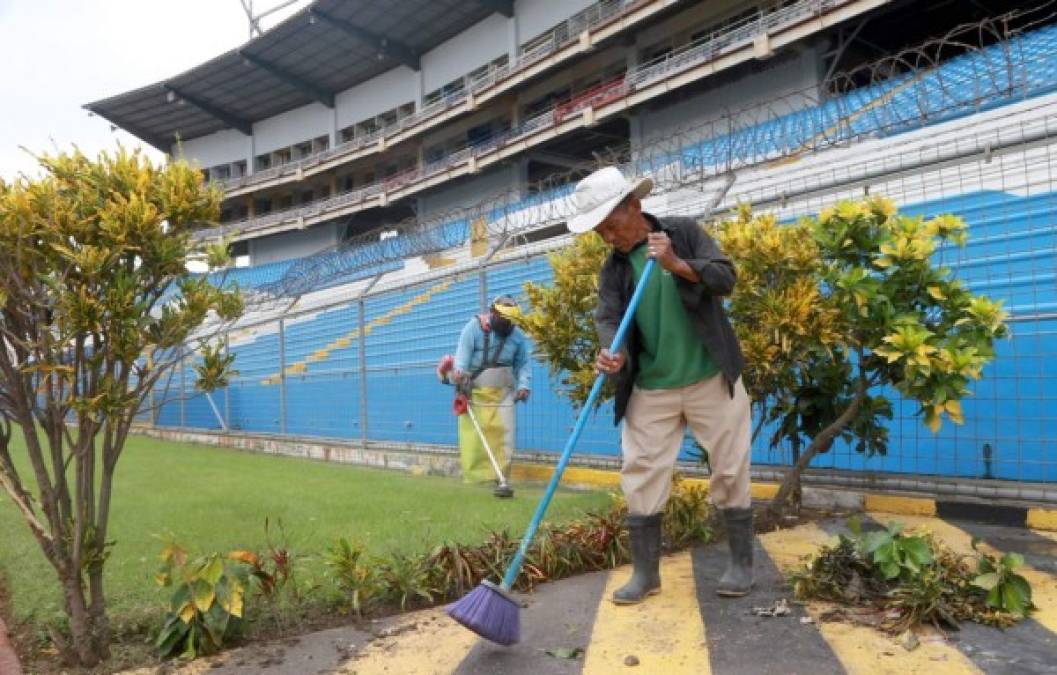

{"left": 0, "top": 614, "right": 22, "bottom": 675}
{"left": 512, "top": 464, "right": 1057, "bottom": 533}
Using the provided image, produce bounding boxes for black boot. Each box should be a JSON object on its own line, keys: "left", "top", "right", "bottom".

{"left": 613, "top": 513, "right": 662, "bottom": 605}
{"left": 717, "top": 507, "right": 754, "bottom": 597}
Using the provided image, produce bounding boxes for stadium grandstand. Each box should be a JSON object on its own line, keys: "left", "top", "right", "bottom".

{"left": 89, "top": 0, "right": 1057, "bottom": 500}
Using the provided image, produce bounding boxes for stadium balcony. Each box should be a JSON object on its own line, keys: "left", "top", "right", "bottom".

{"left": 197, "top": 15, "right": 1057, "bottom": 288}
{"left": 196, "top": 0, "right": 880, "bottom": 244}
{"left": 214, "top": 0, "right": 682, "bottom": 200}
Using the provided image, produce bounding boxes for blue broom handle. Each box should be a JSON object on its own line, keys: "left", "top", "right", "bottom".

{"left": 502, "top": 257, "right": 656, "bottom": 590}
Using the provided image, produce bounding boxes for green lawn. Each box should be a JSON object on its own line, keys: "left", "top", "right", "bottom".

{"left": 0, "top": 434, "right": 611, "bottom": 629}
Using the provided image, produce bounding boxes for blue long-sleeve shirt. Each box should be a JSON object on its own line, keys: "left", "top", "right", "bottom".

{"left": 454, "top": 317, "right": 532, "bottom": 391}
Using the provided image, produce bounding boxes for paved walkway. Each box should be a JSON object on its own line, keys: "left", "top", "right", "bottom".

{"left": 134, "top": 511, "right": 1057, "bottom": 675}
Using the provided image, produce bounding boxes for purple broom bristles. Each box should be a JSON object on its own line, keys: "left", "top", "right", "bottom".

{"left": 446, "top": 580, "right": 521, "bottom": 646}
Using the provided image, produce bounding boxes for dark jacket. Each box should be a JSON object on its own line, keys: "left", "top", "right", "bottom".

{"left": 594, "top": 214, "right": 745, "bottom": 425}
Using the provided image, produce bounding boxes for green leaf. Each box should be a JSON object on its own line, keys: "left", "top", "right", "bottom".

{"left": 191, "top": 578, "right": 215, "bottom": 612}
{"left": 1001, "top": 552, "right": 1025, "bottom": 571}
{"left": 901, "top": 537, "right": 933, "bottom": 566}
{"left": 1002, "top": 584, "right": 1027, "bottom": 617}
{"left": 202, "top": 603, "right": 230, "bottom": 646}
{"left": 201, "top": 555, "right": 225, "bottom": 585}
{"left": 881, "top": 562, "right": 900, "bottom": 580}
{"left": 182, "top": 623, "right": 198, "bottom": 660}
{"left": 987, "top": 585, "right": 1002, "bottom": 609}
{"left": 155, "top": 614, "right": 187, "bottom": 652}
{"left": 1009, "top": 575, "right": 1033, "bottom": 608}
{"left": 972, "top": 572, "right": 1000, "bottom": 591}
{"left": 862, "top": 531, "right": 890, "bottom": 555}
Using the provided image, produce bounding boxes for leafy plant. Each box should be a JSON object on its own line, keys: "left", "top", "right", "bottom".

{"left": 518, "top": 199, "right": 1008, "bottom": 516}
{"left": 0, "top": 147, "right": 242, "bottom": 666}
{"left": 857, "top": 520, "right": 933, "bottom": 580}
{"left": 378, "top": 553, "right": 437, "bottom": 610}
{"left": 790, "top": 517, "right": 1034, "bottom": 633}
{"left": 520, "top": 232, "right": 612, "bottom": 407}
{"left": 154, "top": 539, "right": 248, "bottom": 660}
{"left": 714, "top": 200, "right": 1009, "bottom": 514}
{"left": 972, "top": 544, "right": 1035, "bottom": 618}
{"left": 324, "top": 538, "right": 381, "bottom": 616}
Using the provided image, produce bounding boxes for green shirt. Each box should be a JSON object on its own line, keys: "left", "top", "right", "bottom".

{"left": 629, "top": 243, "right": 719, "bottom": 390}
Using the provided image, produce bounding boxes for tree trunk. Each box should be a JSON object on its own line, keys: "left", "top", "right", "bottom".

{"left": 768, "top": 374, "right": 868, "bottom": 517}
{"left": 60, "top": 573, "right": 100, "bottom": 667}
{"left": 88, "top": 567, "right": 111, "bottom": 660}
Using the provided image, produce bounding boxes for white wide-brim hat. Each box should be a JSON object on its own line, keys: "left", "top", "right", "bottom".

{"left": 567, "top": 166, "right": 653, "bottom": 234}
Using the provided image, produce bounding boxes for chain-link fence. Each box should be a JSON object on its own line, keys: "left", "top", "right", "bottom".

{"left": 155, "top": 12, "right": 1057, "bottom": 500}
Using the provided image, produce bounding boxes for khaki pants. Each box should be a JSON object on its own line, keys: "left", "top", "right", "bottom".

{"left": 621, "top": 373, "right": 752, "bottom": 515}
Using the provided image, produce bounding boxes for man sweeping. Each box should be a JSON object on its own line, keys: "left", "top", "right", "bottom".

{"left": 568, "top": 166, "right": 754, "bottom": 603}
{"left": 451, "top": 295, "right": 532, "bottom": 485}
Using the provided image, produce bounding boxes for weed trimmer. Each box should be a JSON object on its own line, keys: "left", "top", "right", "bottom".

{"left": 446, "top": 258, "right": 656, "bottom": 645}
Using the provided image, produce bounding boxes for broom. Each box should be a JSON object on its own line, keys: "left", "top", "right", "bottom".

{"left": 446, "top": 258, "right": 656, "bottom": 645}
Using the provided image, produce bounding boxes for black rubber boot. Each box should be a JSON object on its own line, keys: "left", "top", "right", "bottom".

{"left": 612, "top": 513, "right": 662, "bottom": 605}
{"left": 717, "top": 507, "right": 754, "bottom": 597}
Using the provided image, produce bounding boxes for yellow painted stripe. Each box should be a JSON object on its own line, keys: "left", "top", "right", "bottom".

{"left": 511, "top": 464, "right": 623, "bottom": 489}
{"left": 757, "top": 522, "right": 982, "bottom": 675}
{"left": 509, "top": 464, "right": 780, "bottom": 500}
{"left": 867, "top": 512, "right": 1057, "bottom": 637}
{"left": 1027, "top": 507, "right": 1057, "bottom": 532}
{"left": 583, "top": 551, "right": 710, "bottom": 674}
{"left": 863, "top": 494, "right": 937, "bottom": 517}
{"left": 340, "top": 607, "right": 479, "bottom": 674}
{"left": 258, "top": 279, "right": 453, "bottom": 385}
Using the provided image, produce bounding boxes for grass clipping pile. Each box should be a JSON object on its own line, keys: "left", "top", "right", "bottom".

{"left": 789, "top": 517, "right": 1035, "bottom": 634}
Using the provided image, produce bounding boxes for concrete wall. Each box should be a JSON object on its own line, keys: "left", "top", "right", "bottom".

{"left": 253, "top": 102, "right": 334, "bottom": 155}
{"left": 637, "top": 45, "right": 822, "bottom": 148}
{"left": 417, "top": 166, "right": 519, "bottom": 221}
{"left": 515, "top": 0, "right": 597, "bottom": 44}
{"left": 177, "top": 128, "right": 249, "bottom": 169}
{"left": 249, "top": 222, "right": 340, "bottom": 265}
{"left": 335, "top": 66, "right": 420, "bottom": 130}
{"left": 422, "top": 13, "right": 510, "bottom": 92}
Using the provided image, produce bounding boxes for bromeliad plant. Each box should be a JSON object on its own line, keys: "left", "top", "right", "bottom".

{"left": 790, "top": 517, "right": 1035, "bottom": 633}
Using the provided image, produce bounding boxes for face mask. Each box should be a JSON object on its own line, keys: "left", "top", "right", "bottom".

{"left": 491, "top": 314, "right": 513, "bottom": 337}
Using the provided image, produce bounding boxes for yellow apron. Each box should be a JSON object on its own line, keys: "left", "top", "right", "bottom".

{"left": 458, "top": 366, "right": 515, "bottom": 483}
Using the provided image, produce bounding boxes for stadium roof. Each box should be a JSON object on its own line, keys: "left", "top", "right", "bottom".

{"left": 84, "top": 0, "right": 508, "bottom": 152}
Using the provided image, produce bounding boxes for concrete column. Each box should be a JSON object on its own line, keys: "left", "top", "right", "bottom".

{"left": 512, "top": 160, "right": 528, "bottom": 198}
{"left": 626, "top": 44, "right": 639, "bottom": 71}
{"left": 414, "top": 69, "right": 425, "bottom": 110}
{"left": 247, "top": 133, "right": 256, "bottom": 175}
{"left": 329, "top": 174, "right": 339, "bottom": 196}
{"left": 330, "top": 107, "right": 338, "bottom": 148}
{"left": 508, "top": 14, "right": 519, "bottom": 64}
{"left": 246, "top": 196, "right": 256, "bottom": 217}
{"left": 510, "top": 95, "right": 520, "bottom": 127}
{"left": 628, "top": 112, "right": 643, "bottom": 161}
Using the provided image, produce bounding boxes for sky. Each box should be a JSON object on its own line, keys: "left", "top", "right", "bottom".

{"left": 0, "top": 0, "right": 310, "bottom": 181}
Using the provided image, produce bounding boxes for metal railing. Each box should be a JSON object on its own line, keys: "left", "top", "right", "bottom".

{"left": 204, "top": 0, "right": 845, "bottom": 240}
{"left": 215, "top": 0, "right": 663, "bottom": 194}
